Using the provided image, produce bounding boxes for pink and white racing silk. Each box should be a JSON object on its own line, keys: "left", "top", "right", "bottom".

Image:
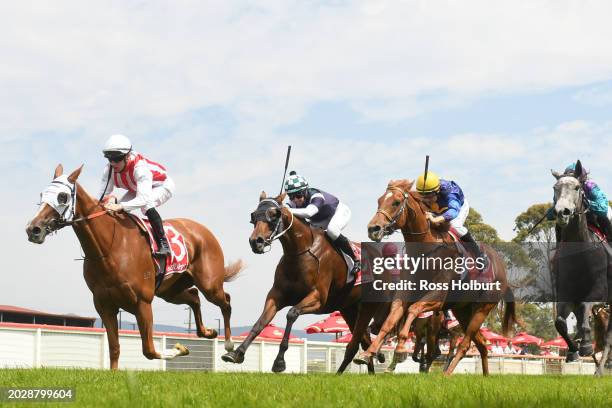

{"left": 113, "top": 153, "right": 167, "bottom": 192}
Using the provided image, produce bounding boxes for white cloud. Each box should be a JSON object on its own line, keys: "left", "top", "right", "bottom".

{"left": 3, "top": 1, "right": 612, "bottom": 135}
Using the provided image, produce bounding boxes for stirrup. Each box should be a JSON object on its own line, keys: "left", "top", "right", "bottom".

{"left": 154, "top": 239, "right": 171, "bottom": 258}
{"left": 350, "top": 260, "right": 361, "bottom": 275}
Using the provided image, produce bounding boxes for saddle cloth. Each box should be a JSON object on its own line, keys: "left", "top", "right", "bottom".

{"left": 448, "top": 227, "right": 495, "bottom": 283}
{"left": 129, "top": 214, "right": 189, "bottom": 277}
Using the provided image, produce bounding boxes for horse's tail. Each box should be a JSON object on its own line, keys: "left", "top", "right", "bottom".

{"left": 224, "top": 259, "right": 244, "bottom": 282}
{"left": 501, "top": 288, "right": 524, "bottom": 337}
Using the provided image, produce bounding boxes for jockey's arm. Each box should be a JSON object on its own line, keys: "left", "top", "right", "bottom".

{"left": 289, "top": 194, "right": 325, "bottom": 218}
{"left": 289, "top": 204, "right": 319, "bottom": 218}
{"left": 98, "top": 164, "right": 115, "bottom": 199}
{"left": 442, "top": 196, "right": 462, "bottom": 222}
{"left": 120, "top": 164, "right": 154, "bottom": 212}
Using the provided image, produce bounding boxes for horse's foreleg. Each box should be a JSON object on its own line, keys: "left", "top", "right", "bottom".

{"left": 555, "top": 302, "right": 579, "bottom": 361}
{"left": 135, "top": 300, "right": 188, "bottom": 360}
{"left": 222, "top": 292, "right": 281, "bottom": 364}
{"left": 95, "top": 302, "right": 120, "bottom": 369}
{"left": 577, "top": 302, "right": 594, "bottom": 357}
{"left": 354, "top": 299, "right": 405, "bottom": 365}
{"left": 272, "top": 291, "right": 321, "bottom": 373}
{"left": 397, "top": 302, "right": 440, "bottom": 355}
{"left": 337, "top": 303, "right": 377, "bottom": 374}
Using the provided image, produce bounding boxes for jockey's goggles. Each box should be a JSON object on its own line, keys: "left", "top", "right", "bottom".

{"left": 288, "top": 192, "right": 304, "bottom": 200}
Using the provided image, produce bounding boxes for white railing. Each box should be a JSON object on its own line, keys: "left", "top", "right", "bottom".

{"left": 0, "top": 324, "right": 598, "bottom": 375}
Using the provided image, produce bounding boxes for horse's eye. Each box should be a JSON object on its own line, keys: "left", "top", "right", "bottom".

{"left": 574, "top": 186, "right": 580, "bottom": 191}
{"left": 393, "top": 200, "right": 400, "bottom": 206}
{"left": 57, "top": 192, "right": 68, "bottom": 205}
{"left": 250, "top": 213, "right": 256, "bottom": 225}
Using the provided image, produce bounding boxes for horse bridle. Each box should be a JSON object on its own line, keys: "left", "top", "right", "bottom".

{"left": 377, "top": 186, "right": 430, "bottom": 237}
{"left": 250, "top": 199, "right": 294, "bottom": 251}
{"left": 41, "top": 179, "right": 107, "bottom": 233}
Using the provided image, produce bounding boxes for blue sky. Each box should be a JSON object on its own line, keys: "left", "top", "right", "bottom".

{"left": 4, "top": 1, "right": 612, "bottom": 330}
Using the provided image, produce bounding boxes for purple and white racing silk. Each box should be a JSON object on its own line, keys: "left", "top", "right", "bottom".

{"left": 288, "top": 188, "right": 339, "bottom": 229}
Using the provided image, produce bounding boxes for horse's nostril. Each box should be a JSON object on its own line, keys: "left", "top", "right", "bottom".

{"left": 31, "top": 226, "right": 42, "bottom": 235}
{"left": 256, "top": 237, "right": 265, "bottom": 244}
{"left": 562, "top": 208, "right": 571, "bottom": 216}
{"left": 368, "top": 225, "right": 381, "bottom": 233}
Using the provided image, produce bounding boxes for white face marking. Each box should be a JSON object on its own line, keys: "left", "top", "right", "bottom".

{"left": 385, "top": 192, "right": 392, "bottom": 199}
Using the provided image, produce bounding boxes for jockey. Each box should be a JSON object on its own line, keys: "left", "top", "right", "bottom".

{"left": 98, "top": 134, "right": 174, "bottom": 257}
{"left": 284, "top": 171, "right": 359, "bottom": 273}
{"left": 416, "top": 171, "right": 488, "bottom": 271}
{"left": 547, "top": 162, "right": 612, "bottom": 242}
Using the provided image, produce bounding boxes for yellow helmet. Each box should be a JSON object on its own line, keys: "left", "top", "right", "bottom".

{"left": 416, "top": 172, "right": 441, "bottom": 193}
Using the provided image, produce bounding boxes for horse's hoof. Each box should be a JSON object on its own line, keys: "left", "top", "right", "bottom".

{"left": 376, "top": 352, "right": 386, "bottom": 364}
{"left": 221, "top": 350, "right": 244, "bottom": 364}
{"left": 174, "top": 343, "right": 189, "bottom": 356}
{"left": 579, "top": 344, "right": 593, "bottom": 357}
{"left": 271, "top": 358, "right": 286, "bottom": 373}
{"left": 353, "top": 352, "right": 372, "bottom": 366}
{"left": 204, "top": 329, "right": 218, "bottom": 339}
{"left": 605, "top": 359, "right": 612, "bottom": 370}
{"left": 419, "top": 363, "right": 429, "bottom": 373}
{"left": 566, "top": 351, "right": 580, "bottom": 363}
{"left": 224, "top": 340, "right": 235, "bottom": 352}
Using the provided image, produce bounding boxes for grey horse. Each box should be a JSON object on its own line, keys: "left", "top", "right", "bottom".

{"left": 551, "top": 160, "right": 612, "bottom": 374}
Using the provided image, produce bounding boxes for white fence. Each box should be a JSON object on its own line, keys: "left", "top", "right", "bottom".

{"left": 0, "top": 324, "right": 598, "bottom": 375}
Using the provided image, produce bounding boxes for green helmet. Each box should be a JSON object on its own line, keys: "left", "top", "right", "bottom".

{"left": 284, "top": 171, "right": 309, "bottom": 194}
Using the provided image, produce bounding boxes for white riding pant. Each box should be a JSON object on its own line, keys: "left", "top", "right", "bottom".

{"left": 327, "top": 202, "right": 351, "bottom": 241}
{"left": 450, "top": 199, "right": 470, "bottom": 237}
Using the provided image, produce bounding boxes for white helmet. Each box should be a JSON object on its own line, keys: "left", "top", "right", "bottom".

{"left": 103, "top": 134, "right": 132, "bottom": 156}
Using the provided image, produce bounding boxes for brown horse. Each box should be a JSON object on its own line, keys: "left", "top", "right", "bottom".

{"left": 26, "top": 164, "right": 242, "bottom": 368}
{"left": 592, "top": 303, "right": 612, "bottom": 374}
{"left": 221, "top": 192, "right": 380, "bottom": 373}
{"left": 354, "top": 179, "right": 517, "bottom": 376}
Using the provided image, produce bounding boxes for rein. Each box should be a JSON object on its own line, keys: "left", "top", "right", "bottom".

{"left": 377, "top": 186, "right": 430, "bottom": 237}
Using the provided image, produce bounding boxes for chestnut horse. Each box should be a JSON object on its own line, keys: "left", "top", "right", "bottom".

{"left": 353, "top": 179, "right": 518, "bottom": 376}
{"left": 221, "top": 192, "right": 381, "bottom": 373}
{"left": 26, "top": 165, "right": 243, "bottom": 368}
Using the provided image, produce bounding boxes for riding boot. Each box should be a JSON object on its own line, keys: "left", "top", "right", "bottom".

{"left": 145, "top": 208, "right": 171, "bottom": 258}
{"left": 596, "top": 214, "right": 612, "bottom": 243}
{"left": 334, "top": 234, "right": 360, "bottom": 274}
{"left": 460, "top": 232, "right": 488, "bottom": 272}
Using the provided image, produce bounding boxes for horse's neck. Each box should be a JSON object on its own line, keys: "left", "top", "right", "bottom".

{"left": 400, "top": 201, "right": 437, "bottom": 243}
{"left": 73, "top": 183, "right": 114, "bottom": 259}
{"left": 561, "top": 214, "right": 589, "bottom": 242}
{"left": 279, "top": 213, "right": 313, "bottom": 255}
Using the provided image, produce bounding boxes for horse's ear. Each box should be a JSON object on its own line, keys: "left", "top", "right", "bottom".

{"left": 277, "top": 192, "right": 287, "bottom": 204}
{"left": 551, "top": 169, "right": 562, "bottom": 180}
{"left": 53, "top": 164, "right": 63, "bottom": 179}
{"left": 259, "top": 191, "right": 267, "bottom": 202}
{"left": 406, "top": 179, "right": 414, "bottom": 190}
{"left": 67, "top": 164, "right": 84, "bottom": 183}
{"left": 575, "top": 160, "right": 583, "bottom": 178}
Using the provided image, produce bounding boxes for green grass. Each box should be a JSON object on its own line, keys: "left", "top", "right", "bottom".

{"left": 0, "top": 369, "right": 611, "bottom": 408}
